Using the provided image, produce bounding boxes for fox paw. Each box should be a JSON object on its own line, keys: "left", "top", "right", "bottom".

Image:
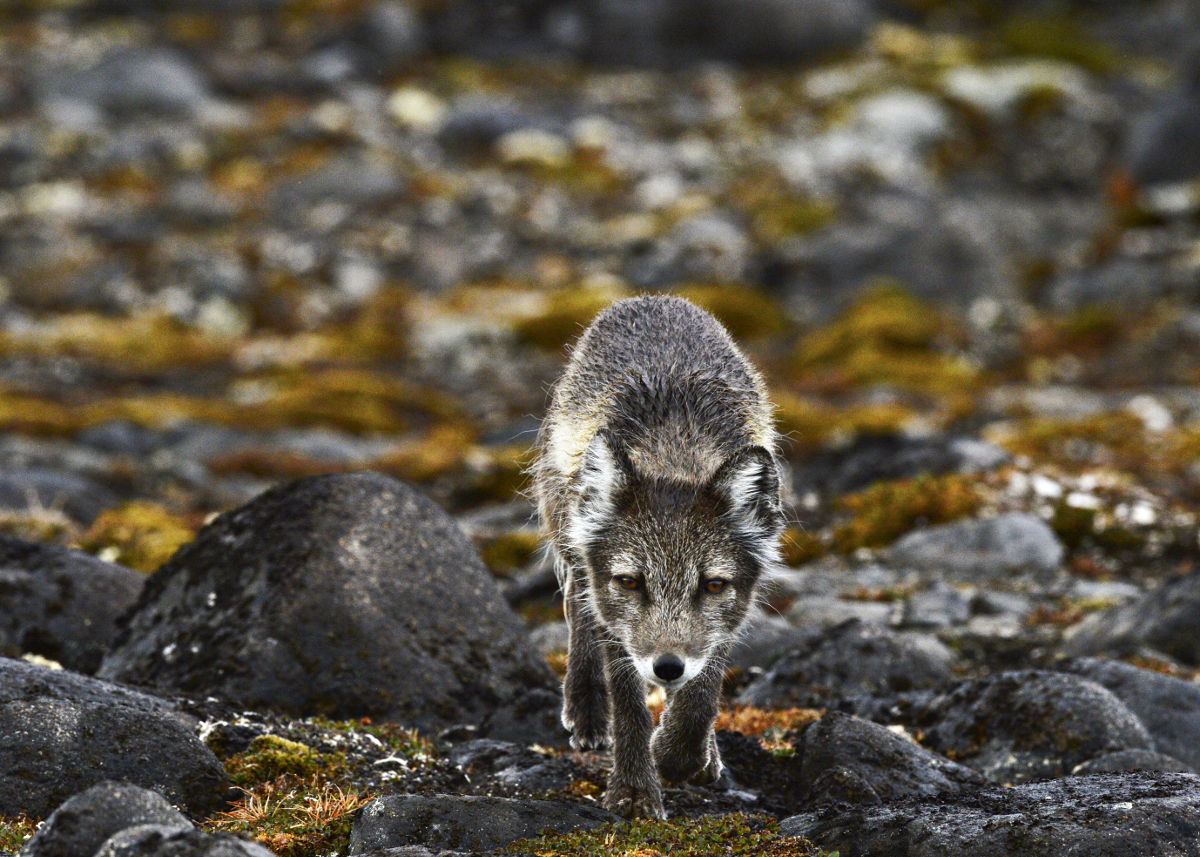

{"left": 604, "top": 780, "right": 665, "bottom": 820}
{"left": 562, "top": 704, "right": 609, "bottom": 751}
{"left": 652, "top": 731, "right": 722, "bottom": 786}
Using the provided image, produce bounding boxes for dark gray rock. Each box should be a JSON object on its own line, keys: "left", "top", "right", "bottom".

{"left": 1061, "top": 570, "right": 1200, "bottom": 666}
{"left": 1074, "top": 749, "right": 1193, "bottom": 775}
{"left": 791, "top": 713, "right": 985, "bottom": 807}
{"left": 728, "top": 611, "right": 805, "bottom": 672}
{"left": 916, "top": 671, "right": 1153, "bottom": 784}
{"left": 783, "top": 773, "right": 1200, "bottom": 857}
{"left": 347, "top": 795, "right": 617, "bottom": 854}
{"left": 0, "top": 658, "right": 228, "bottom": 818}
{"left": 888, "top": 513, "right": 1065, "bottom": 583}
{"left": 1059, "top": 658, "right": 1200, "bottom": 772}
{"left": 93, "top": 826, "right": 277, "bottom": 857}
{"left": 736, "top": 620, "right": 955, "bottom": 716}
{"left": 792, "top": 433, "right": 1010, "bottom": 498}
{"left": 899, "top": 583, "right": 971, "bottom": 629}
{"left": 0, "top": 536, "right": 144, "bottom": 674}
{"left": 19, "top": 782, "right": 191, "bottom": 857}
{"left": 0, "top": 469, "right": 119, "bottom": 527}
{"left": 98, "top": 473, "right": 559, "bottom": 732}
{"left": 39, "top": 48, "right": 212, "bottom": 120}
{"left": 676, "top": 0, "right": 873, "bottom": 63}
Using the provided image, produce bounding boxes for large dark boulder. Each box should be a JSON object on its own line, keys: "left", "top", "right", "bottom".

{"left": 348, "top": 795, "right": 617, "bottom": 854}
{"left": 20, "top": 782, "right": 191, "bottom": 857}
{"left": 1061, "top": 570, "right": 1200, "bottom": 666}
{"left": 93, "top": 827, "right": 277, "bottom": 857}
{"left": 0, "top": 536, "right": 144, "bottom": 674}
{"left": 916, "top": 671, "right": 1153, "bottom": 784}
{"left": 783, "top": 773, "right": 1200, "bottom": 857}
{"left": 1060, "top": 658, "right": 1200, "bottom": 772}
{"left": 0, "top": 658, "right": 228, "bottom": 818}
{"left": 98, "top": 473, "right": 558, "bottom": 732}
{"left": 736, "top": 620, "right": 956, "bottom": 716}
{"left": 790, "top": 713, "right": 986, "bottom": 808}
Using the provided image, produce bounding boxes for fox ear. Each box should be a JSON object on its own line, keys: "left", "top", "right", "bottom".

{"left": 567, "top": 432, "right": 630, "bottom": 558}
{"left": 710, "top": 446, "right": 783, "bottom": 568}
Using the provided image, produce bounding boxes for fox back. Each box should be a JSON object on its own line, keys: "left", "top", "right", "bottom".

{"left": 535, "top": 295, "right": 783, "bottom": 686}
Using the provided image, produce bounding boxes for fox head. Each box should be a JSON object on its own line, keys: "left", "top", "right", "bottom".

{"left": 566, "top": 431, "right": 783, "bottom": 688}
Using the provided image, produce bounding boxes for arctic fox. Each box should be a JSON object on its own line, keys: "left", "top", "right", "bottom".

{"left": 534, "top": 295, "right": 784, "bottom": 819}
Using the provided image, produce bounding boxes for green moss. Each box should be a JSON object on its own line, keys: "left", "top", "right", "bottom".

{"left": 1000, "top": 13, "right": 1124, "bottom": 75}
{"left": 674, "top": 286, "right": 787, "bottom": 341}
{"left": 0, "top": 817, "right": 37, "bottom": 853}
{"left": 790, "top": 284, "right": 977, "bottom": 397}
{"left": 507, "top": 814, "right": 827, "bottom": 857}
{"left": 223, "top": 735, "right": 347, "bottom": 788}
{"left": 833, "top": 473, "right": 984, "bottom": 553}
{"left": 80, "top": 502, "right": 198, "bottom": 574}
{"left": 372, "top": 424, "right": 476, "bottom": 484}
{"left": 304, "top": 717, "right": 439, "bottom": 759}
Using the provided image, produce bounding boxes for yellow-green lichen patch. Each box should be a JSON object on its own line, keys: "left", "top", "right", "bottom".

{"left": 223, "top": 735, "right": 349, "bottom": 788}
{"left": 781, "top": 528, "right": 828, "bottom": 566}
{"left": 372, "top": 424, "right": 477, "bottom": 484}
{"left": 0, "top": 312, "right": 236, "bottom": 373}
{"left": 832, "top": 473, "right": 984, "bottom": 553}
{"left": 990, "top": 414, "right": 1200, "bottom": 480}
{"left": 207, "top": 778, "right": 365, "bottom": 857}
{"left": 790, "top": 285, "right": 978, "bottom": 397}
{"left": 1000, "top": 12, "right": 1125, "bottom": 75}
{"left": 0, "top": 816, "right": 37, "bottom": 853}
{"left": 478, "top": 531, "right": 542, "bottom": 577}
{"left": 80, "top": 502, "right": 198, "bottom": 574}
{"left": 507, "top": 813, "right": 827, "bottom": 857}
{"left": 772, "top": 394, "right": 917, "bottom": 455}
{"left": 673, "top": 285, "right": 788, "bottom": 342}
{"left": 512, "top": 285, "right": 631, "bottom": 351}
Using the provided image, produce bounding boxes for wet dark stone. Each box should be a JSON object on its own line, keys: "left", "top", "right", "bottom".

{"left": 1061, "top": 569, "right": 1200, "bottom": 667}
{"left": 19, "top": 782, "right": 191, "bottom": 857}
{"left": 98, "top": 473, "right": 560, "bottom": 732}
{"left": 783, "top": 773, "right": 1200, "bottom": 857}
{"left": 1059, "top": 658, "right": 1200, "bottom": 772}
{"left": 791, "top": 713, "right": 986, "bottom": 808}
{"left": 1074, "top": 749, "right": 1193, "bottom": 775}
{"left": 93, "top": 826, "right": 277, "bottom": 857}
{"left": 347, "top": 795, "right": 617, "bottom": 854}
{"left": 0, "top": 535, "right": 143, "bottom": 674}
{"left": 736, "top": 620, "right": 956, "bottom": 717}
{"left": 0, "top": 658, "right": 228, "bottom": 819}
{"left": 916, "top": 670, "right": 1153, "bottom": 784}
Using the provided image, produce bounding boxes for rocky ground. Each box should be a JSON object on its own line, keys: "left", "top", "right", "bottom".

{"left": 6, "top": 0, "right": 1200, "bottom": 855}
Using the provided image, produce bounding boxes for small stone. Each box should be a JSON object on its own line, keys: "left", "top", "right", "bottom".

{"left": 496, "top": 129, "right": 572, "bottom": 170}
{"left": 386, "top": 87, "right": 448, "bottom": 134}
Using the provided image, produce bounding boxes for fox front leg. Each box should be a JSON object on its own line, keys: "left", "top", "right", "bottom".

{"left": 651, "top": 647, "right": 726, "bottom": 786}
{"left": 602, "top": 639, "right": 664, "bottom": 819}
{"left": 561, "top": 581, "right": 610, "bottom": 750}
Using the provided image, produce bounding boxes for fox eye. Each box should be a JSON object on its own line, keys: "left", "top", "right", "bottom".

{"left": 704, "top": 579, "right": 728, "bottom": 594}
{"left": 614, "top": 575, "right": 641, "bottom": 591}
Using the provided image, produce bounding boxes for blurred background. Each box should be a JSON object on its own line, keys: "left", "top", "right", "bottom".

{"left": 2, "top": 0, "right": 1200, "bottom": 651}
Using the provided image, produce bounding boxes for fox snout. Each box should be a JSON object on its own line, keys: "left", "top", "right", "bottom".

{"left": 634, "top": 651, "right": 704, "bottom": 687}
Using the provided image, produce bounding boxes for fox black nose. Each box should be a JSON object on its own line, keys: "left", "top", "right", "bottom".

{"left": 653, "top": 654, "right": 685, "bottom": 682}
